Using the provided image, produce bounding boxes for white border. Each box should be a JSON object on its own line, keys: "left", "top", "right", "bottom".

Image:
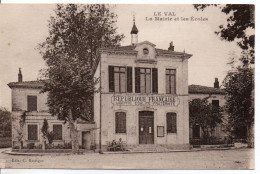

{"left": 1, "top": 1, "right": 258, "bottom": 174}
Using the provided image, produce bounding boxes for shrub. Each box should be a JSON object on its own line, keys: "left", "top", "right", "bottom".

{"left": 27, "top": 143, "right": 35, "bottom": 149}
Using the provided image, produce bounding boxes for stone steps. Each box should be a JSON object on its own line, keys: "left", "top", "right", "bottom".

{"left": 128, "top": 145, "right": 170, "bottom": 152}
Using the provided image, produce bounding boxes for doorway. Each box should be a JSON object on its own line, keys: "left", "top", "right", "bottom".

{"left": 82, "top": 131, "right": 91, "bottom": 150}
{"left": 139, "top": 111, "right": 154, "bottom": 144}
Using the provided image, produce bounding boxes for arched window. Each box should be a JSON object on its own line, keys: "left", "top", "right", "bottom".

{"left": 166, "top": 112, "right": 177, "bottom": 133}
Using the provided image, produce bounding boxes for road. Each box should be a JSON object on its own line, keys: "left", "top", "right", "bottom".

{"left": 0, "top": 148, "right": 254, "bottom": 169}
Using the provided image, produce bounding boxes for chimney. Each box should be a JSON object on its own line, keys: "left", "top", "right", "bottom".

{"left": 168, "top": 41, "right": 174, "bottom": 51}
{"left": 214, "top": 78, "right": 219, "bottom": 88}
{"left": 18, "top": 68, "right": 23, "bottom": 83}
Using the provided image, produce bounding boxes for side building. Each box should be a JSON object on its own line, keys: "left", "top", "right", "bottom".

{"left": 188, "top": 78, "right": 228, "bottom": 144}
{"left": 8, "top": 70, "right": 96, "bottom": 150}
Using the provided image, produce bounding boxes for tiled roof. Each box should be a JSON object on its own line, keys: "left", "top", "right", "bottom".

{"left": 99, "top": 45, "right": 192, "bottom": 57}
{"left": 189, "top": 85, "right": 225, "bottom": 95}
{"left": 8, "top": 80, "right": 46, "bottom": 89}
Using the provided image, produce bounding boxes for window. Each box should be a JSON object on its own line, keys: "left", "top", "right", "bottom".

{"left": 192, "top": 124, "right": 200, "bottom": 139}
{"left": 166, "top": 69, "right": 176, "bottom": 94}
{"left": 27, "top": 95, "right": 37, "bottom": 111}
{"left": 212, "top": 100, "right": 219, "bottom": 112}
{"left": 109, "top": 66, "right": 132, "bottom": 93}
{"left": 135, "top": 67, "right": 158, "bottom": 93}
{"left": 28, "top": 124, "right": 38, "bottom": 140}
{"left": 166, "top": 113, "right": 177, "bottom": 133}
{"left": 115, "top": 112, "right": 126, "bottom": 133}
{"left": 53, "top": 125, "right": 62, "bottom": 140}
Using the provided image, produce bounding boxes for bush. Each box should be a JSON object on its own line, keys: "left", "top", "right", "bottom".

{"left": 0, "top": 137, "right": 12, "bottom": 148}
{"left": 27, "top": 143, "right": 35, "bottom": 149}
{"left": 64, "top": 142, "right": 72, "bottom": 149}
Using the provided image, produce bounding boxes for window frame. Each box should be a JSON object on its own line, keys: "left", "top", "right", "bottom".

{"left": 166, "top": 112, "right": 177, "bottom": 134}
{"left": 53, "top": 124, "right": 63, "bottom": 141}
{"left": 109, "top": 66, "right": 132, "bottom": 93}
{"left": 140, "top": 67, "right": 152, "bottom": 93}
{"left": 166, "top": 69, "right": 176, "bottom": 94}
{"left": 27, "top": 124, "right": 38, "bottom": 141}
{"left": 115, "top": 112, "right": 126, "bottom": 134}
{"left": 27, "top": 95, "right": 37, "bottom": 112}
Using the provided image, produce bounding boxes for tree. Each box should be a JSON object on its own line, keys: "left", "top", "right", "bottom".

{"left": 223, "top": 53, "right": 254, "bottom": 147}
{"left": 41, "top": 119, "right": 55, "bottom": 148}
{"left": 41, "top": 119, "right": 49, "bottom": 150}
{"left": 189, "top": 98, "right": 223, "bottom": 143}
{"left": 38, "top": 4, "right": 124, "bottom": 154}
{"left": 194, "top": 4, "right": 255, "bottom": 63}
{"left": 13, "top": 111, "right": 26, "bottom": 151}
{"left": 0, "top": 108, "right": 12, "bottom": 137}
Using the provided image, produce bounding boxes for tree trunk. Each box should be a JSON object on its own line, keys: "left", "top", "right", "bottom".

{"left": 68, "top": 109, "right": 79, "bottom": 154}
{"left": 19, "top": 141, "right": 23, "bottom": 152}
{"left": 247, "top": 123, "right": 254, "bottom": 148}
{"left": 42, "top": 140, "right": 46, "bottom": 151}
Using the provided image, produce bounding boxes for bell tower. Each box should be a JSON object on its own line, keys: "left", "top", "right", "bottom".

{"left": 130, "top": 15, "right": 138, "bottom": 45}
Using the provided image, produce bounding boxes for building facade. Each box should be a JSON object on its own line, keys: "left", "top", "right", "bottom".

{"left": 188, "top": 79, "right": 227, "bottom": 143}
{"left": 8, "top": 70, "right": 96, "bottom": 150}
{"left": 93, "top": 20, "right": 193, "bottom": 150}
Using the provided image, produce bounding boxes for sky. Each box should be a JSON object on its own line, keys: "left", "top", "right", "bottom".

{"left": 0, "top": 4, "right": 243, "bottom": 110}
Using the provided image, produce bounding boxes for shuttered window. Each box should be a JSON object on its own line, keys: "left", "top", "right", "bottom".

{"left": 135, "top": 67, "right": 158, "bottom": 93}
{"left": 166, "top": 113, "right": 177, "bottom": 133}
{"left": 27, "top": 96, "right": 37, "bottom": 112}
{"left": 109, "top": 66, "right": 132, "bottom": 93}
{"left": 115, "top": 112, "right": 126, "bottom": 133}
{"left": 28, "top": 124, "right": 38, "bottom": 140}
{"left": 53, "top": 124, "right": 62, "bottom": 140}
{"left": 212, "top": 100, "right": 219, "bottom": 112}
{"left": 166, "top": 69, "right": 176, "bottom": 94}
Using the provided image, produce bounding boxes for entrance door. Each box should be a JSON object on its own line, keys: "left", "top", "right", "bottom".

{"left": 139, "top": 111, "right": 154, "bottom": 144}
{"left": 82, "top": 131, "right": 91, "bottom": 150}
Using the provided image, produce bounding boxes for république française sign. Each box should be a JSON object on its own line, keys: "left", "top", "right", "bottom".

{"left": 111, "top": 94, "right": 179, "bottom": 106}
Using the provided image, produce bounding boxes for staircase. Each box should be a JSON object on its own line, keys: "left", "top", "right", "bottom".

{"left": 128, "top": 144, "right": 170, "bottom": 152}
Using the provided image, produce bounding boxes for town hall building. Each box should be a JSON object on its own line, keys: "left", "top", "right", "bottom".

{"left": 93, "top": 19, "right": 192, "bottom": 151}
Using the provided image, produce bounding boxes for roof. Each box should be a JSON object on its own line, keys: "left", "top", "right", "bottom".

{"left": 99, "top": 44, "right": 192, "bottom": 57}
{"left": 8, "top": 80, "right": 46, "bottom": 89}
{"left": 8, "top": 80, "right": 225, "bottom": 95}
{"left": 188, "top": 85, "right": 225, "bottom": 95}
{"left": 130, "top": 22, "right": 138, "bottom": 34}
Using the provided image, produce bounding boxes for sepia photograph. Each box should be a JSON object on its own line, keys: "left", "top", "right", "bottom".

{"left": 0, "top": 2, "right": 255, "bottom": 170}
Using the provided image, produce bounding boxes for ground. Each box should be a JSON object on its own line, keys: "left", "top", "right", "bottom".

{"left": 0, "top": 148, "right": 254, "bottom": 169}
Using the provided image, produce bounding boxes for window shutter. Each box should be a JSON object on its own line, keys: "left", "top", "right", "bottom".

{"left": 27, "top": 96, "right": 37, "bottom": 112}
{"left": 108, "top": 66, "right": 114, "bottom": 92}
{"left": 167, "top": 113, "right": 177, "bottom": 133}
{"left": 115, "top": 112, "right": 126, "bottom": 133}
{"left": 135, "top": 67, "right": 140, "bottom": 93}
{"left": 53, "top": 125, "right": 62, "bottom": 140}
{"left": 173, "top": 114, "right": 177, "bottom": 133}
{"left": 127, "top": 67, "right": 132, "bottom": 93}
{"left": 152, "top": 68, "right": 158, "bottom": 93}
{"left": 28, "top": 125, "right": 38, "bottom": 140}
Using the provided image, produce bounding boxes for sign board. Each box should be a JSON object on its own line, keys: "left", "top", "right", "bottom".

{"left": 111, "top": 94, "right": 180, "bottom": 106}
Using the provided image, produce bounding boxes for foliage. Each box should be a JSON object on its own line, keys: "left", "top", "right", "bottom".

{"left": 41, "top": 119, "right": 56, "bottom": 145}
{"left": 41, "top": 119, "right": 49, "bottom": 139}
{"left": 37, "top": 4, "right": 124, "bottom": 153}
{"left": 223, "top": 53, "right": 254, "bottom": 143}
{"left": 194, "top": 4, "right": 255, "bottom": 63}
{"left": 0, "top": 108, "right": 12, "bottom": 137}
{"left": 47, "top": 131, "right": 55, "bottom": 145}
{"left": 189, "top": 98, "right": 223, "bottom": 140}
{"left": 13, "top": 111, "right": 27, "bottom": 144}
